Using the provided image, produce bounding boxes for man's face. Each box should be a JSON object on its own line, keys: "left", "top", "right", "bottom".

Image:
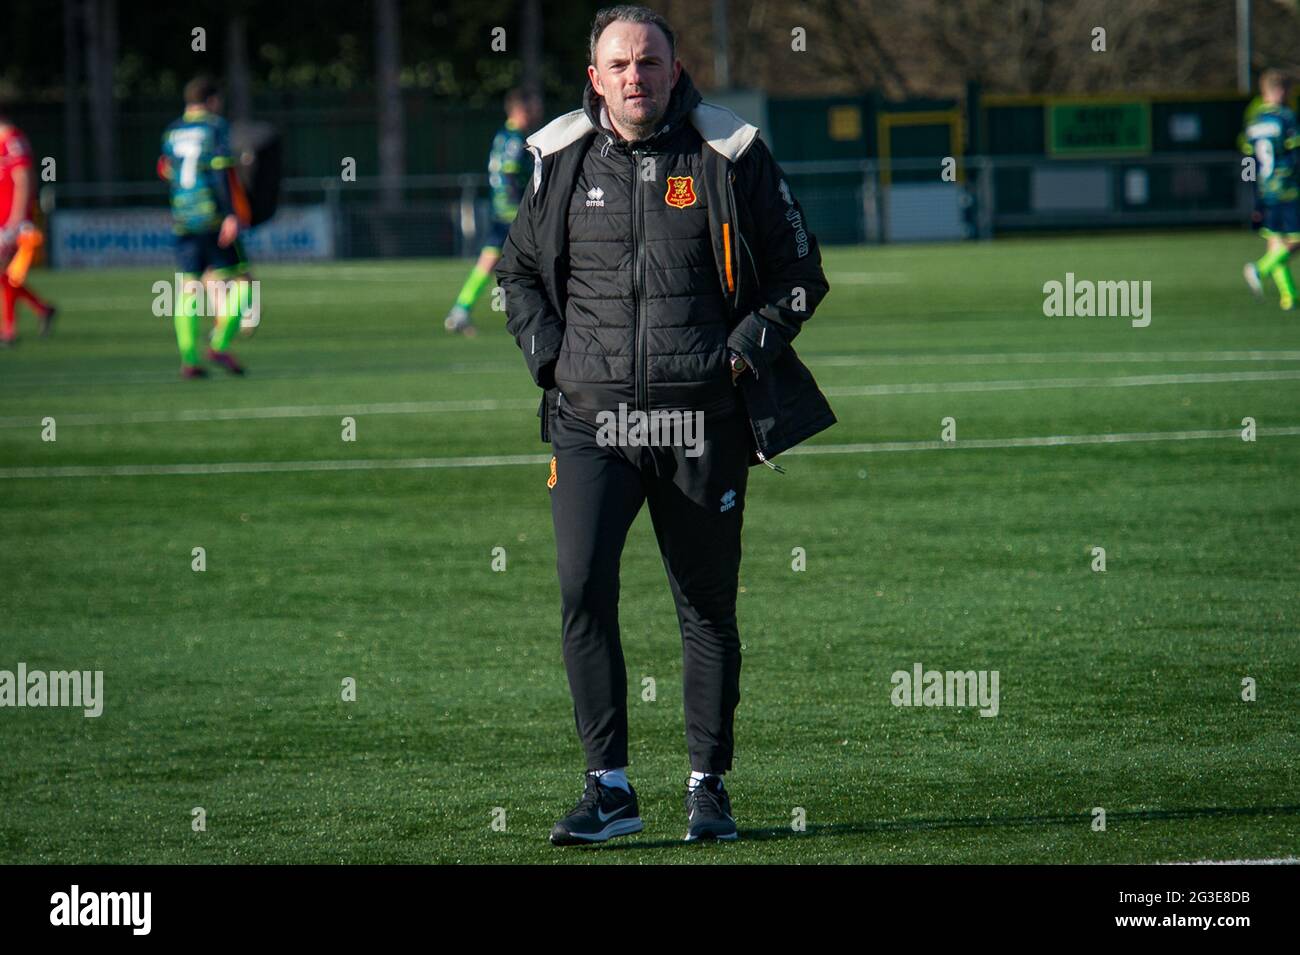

{"left": 588, "top": 21, "right": 681, "bottom": 139}
{"left": 205, "top": 94, "right": 223, "bottom": 115}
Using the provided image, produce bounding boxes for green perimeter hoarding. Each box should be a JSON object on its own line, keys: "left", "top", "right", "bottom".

{"left": 1047, "top": 101, "right": 1152, "bottom": 156}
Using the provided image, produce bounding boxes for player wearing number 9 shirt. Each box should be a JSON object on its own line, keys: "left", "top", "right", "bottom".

{"left": 1241, "top": 69, "right": 1300, "bottom": 311}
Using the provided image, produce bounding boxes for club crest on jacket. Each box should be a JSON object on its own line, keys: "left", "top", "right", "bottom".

{"left": 664, "top": 176, "right": 697, "bottom": 208}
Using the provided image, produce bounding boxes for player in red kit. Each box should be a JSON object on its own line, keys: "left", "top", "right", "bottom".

{"left": 0, "top": 101, "right": 56, "bottom": 346}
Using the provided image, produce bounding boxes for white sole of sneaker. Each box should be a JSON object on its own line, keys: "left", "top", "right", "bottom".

{"left": 1244, "top": 263, "right": 1264, "bottom": 299}
{"left": 684, "top": 830, "right": 739, "bottom": 842}
{"left": 553, "top": 816, "right": 644, "bottom": 844}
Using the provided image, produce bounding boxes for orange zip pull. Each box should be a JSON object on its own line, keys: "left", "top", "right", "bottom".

{"left": 722, "top": 222, "right": 734, "bottom": 293}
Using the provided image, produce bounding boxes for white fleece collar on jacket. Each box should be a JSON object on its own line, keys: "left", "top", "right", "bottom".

{"left": 525, "top": 100, "right": 760, "bottom": 166}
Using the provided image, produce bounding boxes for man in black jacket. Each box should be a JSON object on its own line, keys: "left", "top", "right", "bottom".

{"left": 496, "top": 4, "right": 834, "bottom": 845}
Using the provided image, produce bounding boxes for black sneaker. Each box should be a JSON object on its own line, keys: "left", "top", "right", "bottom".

{"left": 684, "top": 775, "right": 738, "bottom": 842}
{"left": 549, "top": 773, "right": 644, "bottom": 846}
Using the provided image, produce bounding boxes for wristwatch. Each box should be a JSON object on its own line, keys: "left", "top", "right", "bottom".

{"left": 729, "top": 350, "right": 749, "bottom": 377}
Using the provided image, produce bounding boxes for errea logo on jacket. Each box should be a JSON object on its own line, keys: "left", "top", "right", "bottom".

{"left": 585, "top": 186, "right": 605, "bottom": 207}
{"left": 777, "top": 178, "right": 808, "bottom": 257}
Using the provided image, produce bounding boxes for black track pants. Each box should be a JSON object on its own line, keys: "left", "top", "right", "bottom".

{"left": 548, "top": 398, "right": 751, "bottom": 774}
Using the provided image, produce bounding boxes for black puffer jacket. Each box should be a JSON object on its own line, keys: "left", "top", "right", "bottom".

{"left": 554, "top": 72, "right": 737, "bottom": 418}
{"left": 497, "top": 68, "right": 836, "bottom": 467}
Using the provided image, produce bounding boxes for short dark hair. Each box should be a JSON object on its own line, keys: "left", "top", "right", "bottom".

{"left": 589, "top": 5, "right": 676, "bottom": 67}
{"left": 184, "top": 75, "right": 220, "bottom": 106}
{"left": 1261, "top": 69, "right": 1291, "bottom": 96}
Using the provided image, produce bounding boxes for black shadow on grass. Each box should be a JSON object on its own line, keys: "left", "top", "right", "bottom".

{"left": 568, "top": 803, "right": 1300, "bottom": 852}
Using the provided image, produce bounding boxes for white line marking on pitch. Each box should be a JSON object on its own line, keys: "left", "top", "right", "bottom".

{"left": 0, "top": 398, "right": 537, "bottom": 428}
{"left": 0, "top": 452, "right": 554, "bottom": 480}
{"left": 46, "top": 289, "right": 424, "bottom": 310}
{"left": 810, "top": 350, "right": 1300, "bottom": 367}
{"left": 0, "top": 362, "right": 522, "bottom": 389}
{"left": 825, "top": 272, "right": 909, "bottom": 284}
{"left": 789, "top": 426, "right": 1300, "bottom": 456}
{"left": 5, "top": 370, "right": 1297, "bottom": 430}
{"left": 1161, "top": 856, "right": 1299, "bottom": 865}
{"left": 3, "top": 426, "right": 1297, "bottom": 480}
{"left": 6, "top": 351, "right": 1300, "bottom": 392}
{"left": 822, "top": 369, "right": 1300, "bottom": 398}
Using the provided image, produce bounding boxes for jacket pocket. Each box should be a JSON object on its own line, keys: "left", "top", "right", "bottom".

{"left": 538, "top": 387, "right": 558, "bottom": 443}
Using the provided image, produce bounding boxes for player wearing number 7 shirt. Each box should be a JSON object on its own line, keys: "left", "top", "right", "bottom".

{"left": 158, "top": 75, "right": 255, "bottom": 378}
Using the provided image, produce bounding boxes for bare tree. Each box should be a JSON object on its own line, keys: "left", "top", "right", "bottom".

{"left": 1253, "top": 0, "right": 1300, "bottom": 79}
{"left": 82, "top": 0, "right": 117, "bottom": 184}
{"left": 664, "top": 0, "right": 1296, "bottom": 99}
{"left": 521, "top": 0, "right": 543, "bottom": 104}
{"left": 374, "top": 0, "right": 405, "bottom": 211}
{"left": 62, "top": 0, "right": 85, "bottom": 185}
{"left": 226, "top": 16, "right": 253, "bottom": 124}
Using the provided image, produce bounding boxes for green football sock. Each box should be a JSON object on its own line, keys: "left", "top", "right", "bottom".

{"left": 174, "top": 286, "right": 201, "bottom": 365}
{"left": 1256, "top": 245, "right": 1290, "bottom": 277}
{"left": 210, "top": 279, "right": 247, "bottom": 353}
{"left": 454, "top": 264, "right": 493, "bottom": 310}
{"left": 1274, "top": 263, "right": 1296, "bottom": 301}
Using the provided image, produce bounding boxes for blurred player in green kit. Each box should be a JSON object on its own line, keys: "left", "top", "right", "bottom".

{"left": 443, "top": 88, "right": 543, "bottom": 337}
{"left": 1241, "top": 70, "right": 1300, "bottom": 311}
{"left": 158, "top": 75, "right": 256, "bottom": 377}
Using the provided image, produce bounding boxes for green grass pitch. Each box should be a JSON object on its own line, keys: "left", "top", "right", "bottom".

{"left": 1, "top": 230, "right": 1297, "bottom": 864}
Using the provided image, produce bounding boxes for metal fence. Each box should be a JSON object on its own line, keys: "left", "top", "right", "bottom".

{"left": 41, "top": 151, "right": 1251, "bottom": 265}
{"left": 784, "top": 151, "right": 1249, "bottom": 244}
